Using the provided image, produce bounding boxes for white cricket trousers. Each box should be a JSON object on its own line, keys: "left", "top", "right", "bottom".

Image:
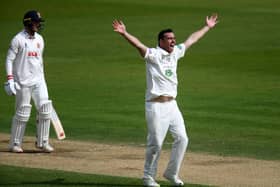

{"left": 144, "top": 100, "right": 188, "bottom": 179}
{"left": 9, "top": 80, "right": 49, "bottom": 147}
{"left": 16, "top": 80, "right": 49, "bottom": 110}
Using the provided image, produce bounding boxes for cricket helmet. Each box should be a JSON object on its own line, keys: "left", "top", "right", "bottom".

{"left": 23, "top": 10, "right": 44, "bottom": 29}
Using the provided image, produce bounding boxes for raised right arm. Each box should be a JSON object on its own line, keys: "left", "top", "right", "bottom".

{"left": 112, "top": 20, "right": 147, "bottom": 58}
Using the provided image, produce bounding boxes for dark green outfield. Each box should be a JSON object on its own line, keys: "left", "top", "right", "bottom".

{"left": 0, "top": 165, "right": 211, "bottom": 187}
{"left": 0, "top": 0, "right": 279, "bottom": 161}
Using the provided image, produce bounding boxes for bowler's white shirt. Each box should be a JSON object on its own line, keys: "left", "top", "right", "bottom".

{"left": 6, "top": 30, "right": 44, "bottom": 86}
{"left": 144, "top": 44, "right": 186, "bottom": 101}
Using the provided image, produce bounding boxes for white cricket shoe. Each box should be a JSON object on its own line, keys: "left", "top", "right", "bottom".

{"left": 163, "top": 173, "right": 184, "bottom": 186}
{"left": 36, "top": 144, "right": 54, "bottom": 153}
{"left": 143, "top": 176, "right": 160, "bottom": 187}
{"left": 10, "top": 145, "right": 23, "bottom": 153}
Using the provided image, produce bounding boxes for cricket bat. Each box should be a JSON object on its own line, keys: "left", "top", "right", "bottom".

{"left": 51, "top": 106, "right": 66, "bottom": 140}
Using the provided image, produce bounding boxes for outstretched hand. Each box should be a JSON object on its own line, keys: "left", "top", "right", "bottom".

{"left": 206, "top": 13, "right": 219, "bottom": 28}
{"left": 112, "top": 20, "right": 126, "bottom": 35}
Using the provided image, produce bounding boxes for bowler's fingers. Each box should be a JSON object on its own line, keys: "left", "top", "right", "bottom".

{"left": 119, "top": 20, "right": 124, "bottom": 25}
{"left": 112, "top": 20, "right": 119, "bottom": 28}
{"left": 113, "top": 19, "right": 123, "bottom": 26}
{"left": 112, "top": 20, "right": 119, "bottom": 31}
{"left": 112, "top": 19, "right": 124, "bottom": 31}
{"left": 207, "top": 13, "right": 218, "bottom": 20}
{"left": 207, "top": 13, "right": 219, "bottom": 24}
{"left": 211, "top": 13, "right": 218, "bottom": 24}
{"left": 212, "top": 13, "right": 218, "bottom": 19}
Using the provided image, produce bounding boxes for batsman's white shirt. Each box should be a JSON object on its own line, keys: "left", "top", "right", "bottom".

{"left": 6, "top": 30, "right": 44, "bottom": 86}
{"left": 144, "top": 43, "right": 186, "bottom": 100}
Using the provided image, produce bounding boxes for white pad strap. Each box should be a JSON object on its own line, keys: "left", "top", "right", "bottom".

{"left": 15, "top": 104, "right": 32, "bottom": 122}
{"left": 39, "top": 100, "right": 52, "bottom": 120}
{"left": 10, "top": 104, "right": 32, "bottom": 147}
{"left": 37, "top": 100, "right": 52, "bottom": 147}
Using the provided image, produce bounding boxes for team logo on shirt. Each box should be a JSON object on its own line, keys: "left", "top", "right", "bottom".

{"left": 28, "top": 51, "right": 38, "bottom": 57}
{"left": 165, "top": 69, "right": 173, "bottom": 77}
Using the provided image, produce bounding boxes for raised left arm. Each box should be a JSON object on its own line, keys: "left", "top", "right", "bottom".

{"left": 184, "top": 13, "right": 218, "bottom": 49}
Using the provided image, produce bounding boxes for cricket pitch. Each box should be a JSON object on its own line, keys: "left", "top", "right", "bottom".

{"left": 0, "top": 133, "right": 279, "bottom": 187}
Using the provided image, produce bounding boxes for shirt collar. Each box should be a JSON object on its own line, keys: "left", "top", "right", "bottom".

{"left": 23, "top": 30, "right": 36, "bottom": 39}
{"left": 156, "top": 46, "right": 171, "bottom": 55}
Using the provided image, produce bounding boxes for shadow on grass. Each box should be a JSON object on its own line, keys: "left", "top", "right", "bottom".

{"left": 0, "top": 178, "right": 209, "bottom": 187}
{"left": 25, "top": 178, "right": 143, "bottom": 187}
{"left": 0, "top": 148, "right": 54, "bottom": 154}
{"left": 0, "top": 165, "right": 210, "bottom": 187}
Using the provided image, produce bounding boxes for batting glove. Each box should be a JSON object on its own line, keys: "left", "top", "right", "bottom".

{"left": 4, "top": 78, "right": 17, "bottom": 96}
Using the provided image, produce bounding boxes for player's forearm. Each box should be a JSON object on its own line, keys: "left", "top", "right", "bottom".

{"left": 184, "top": 25, "right": 210, "bottom": 48}
{"left": 5, "top": 49, "right": 15, "bottom": 79}
{"left": 6, "top": 62, "right": 13, "bottom": 79}
{"left": 121, "top": 31, "right": 147, "bottom": 57}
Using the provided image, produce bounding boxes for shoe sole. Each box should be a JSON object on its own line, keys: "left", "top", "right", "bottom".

{"left": 163, "top": 174, "right": 184, "bottom": 186}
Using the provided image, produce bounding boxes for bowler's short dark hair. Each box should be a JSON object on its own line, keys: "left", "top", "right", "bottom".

{"left": 158, "top": 28, "right": 173, "bottom": 44}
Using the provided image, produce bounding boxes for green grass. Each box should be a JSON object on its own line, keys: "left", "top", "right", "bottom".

{"left": 0, "top": 165, "right": 211, "bottom": 187}
{"left": 0, "top": 0, "right": 279, "bottom": 162}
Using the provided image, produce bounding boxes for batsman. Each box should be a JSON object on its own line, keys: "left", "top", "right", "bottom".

{"left": 4, "top": 10, "right": 54, "bottom": 153}
{"left": 113, "top": 14, "right": 218, "bottom": 187}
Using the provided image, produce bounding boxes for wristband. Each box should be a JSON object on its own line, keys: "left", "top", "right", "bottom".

{"left": 7, "top": 75, "right": 13, "bottom": 80}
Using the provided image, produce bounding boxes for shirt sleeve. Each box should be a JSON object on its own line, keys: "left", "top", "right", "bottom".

{"left": 144, "top": 48, "right": 157, "bottom": 64}
{"left": 40, "top": 35, "right": 45, "bottom": 61}
{"left": 175, "top": 43, "right": 186, "bottom": 59}
{"left": 6, "top": 37, "right": 19, "bottom": 76}
{"left": 40, "top": 34, "right": 45, "bottom": 52}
